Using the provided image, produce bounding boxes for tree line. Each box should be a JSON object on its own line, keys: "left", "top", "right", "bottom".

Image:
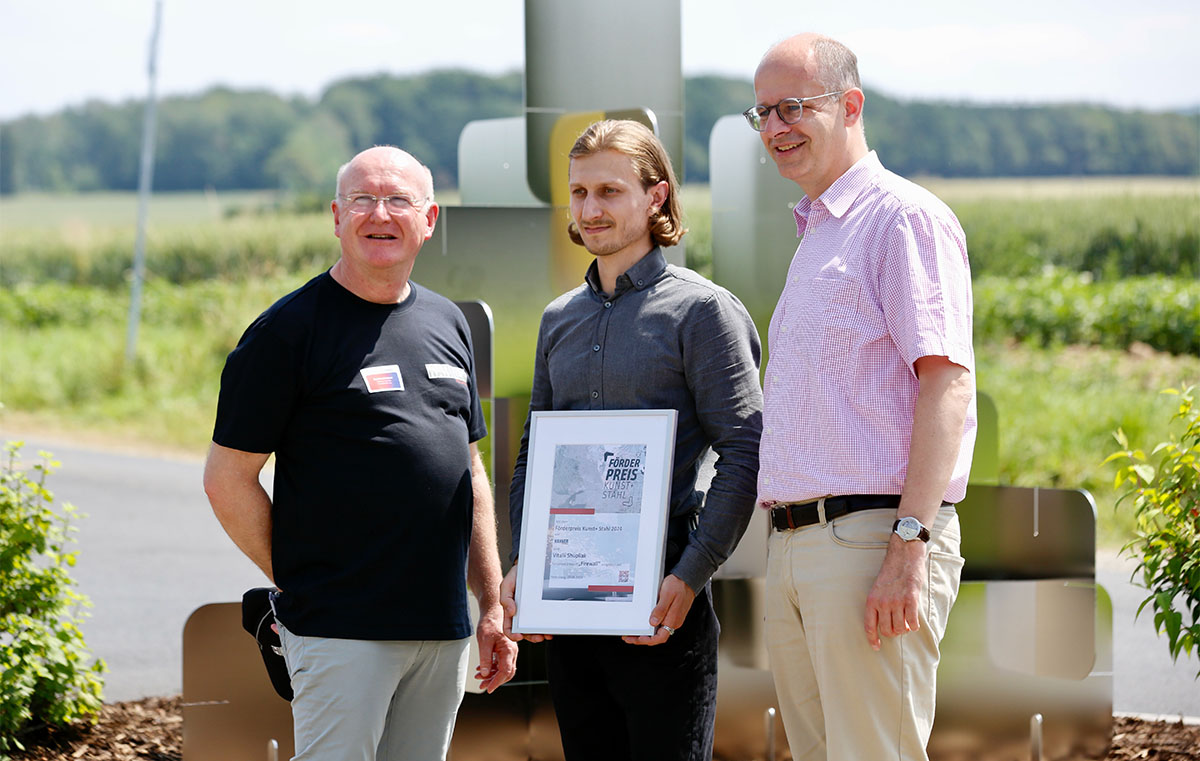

{"left": 1, "top": 69, "right": 1196, "bottom": 195}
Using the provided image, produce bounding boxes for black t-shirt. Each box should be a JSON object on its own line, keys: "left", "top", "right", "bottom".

{"left": 213, "top": 273, "right": 486, "bottom": 640}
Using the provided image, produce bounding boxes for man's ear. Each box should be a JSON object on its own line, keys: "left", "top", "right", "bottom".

{"left": 423, "top": 202, "right": 440, "bottom": 241}
{"left": 843, "top": 88, "right": 865, "bottom": 128}
{"left": 648, "top": 180, "right": 669, "bottom": 214}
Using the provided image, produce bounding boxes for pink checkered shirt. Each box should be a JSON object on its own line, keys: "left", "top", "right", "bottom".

{"left": 758, "top": 152, "right": 976, "bottom": 506}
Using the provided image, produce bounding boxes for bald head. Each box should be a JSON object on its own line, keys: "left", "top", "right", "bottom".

{"left": 753, "top": 33, "right": 868, "bottom": 198}
{"left": 335, "top": 146, "right": 435, "bottom": 203}
{"left": 757, "top": 33, "right": 861, "bottom": 95}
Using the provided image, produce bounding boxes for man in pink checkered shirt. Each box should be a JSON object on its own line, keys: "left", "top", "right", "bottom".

{"left": 745, "top": 33, "right": 977, "bottom": 761}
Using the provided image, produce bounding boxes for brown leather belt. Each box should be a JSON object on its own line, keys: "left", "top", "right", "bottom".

{"left": 769, "top": 494, "right": 902, "bottom": 532}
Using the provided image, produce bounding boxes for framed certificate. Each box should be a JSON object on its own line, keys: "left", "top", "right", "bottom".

{"left": 512, "top": 409, "right": 678, "bottom": 636}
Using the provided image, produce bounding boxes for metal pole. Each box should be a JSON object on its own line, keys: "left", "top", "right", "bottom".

{"left": 125, "top": 0, "right": 163, "bottom": 365}
{"left": 1030, "top": 712, "right": 1044, "bottom": 761}
{"left": 764, "top": 706, "right": 777, "bottom": 761}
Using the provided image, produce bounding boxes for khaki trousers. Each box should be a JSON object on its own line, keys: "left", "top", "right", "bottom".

{"left": 765, "top": 505, "right": 963, "bottom": 761}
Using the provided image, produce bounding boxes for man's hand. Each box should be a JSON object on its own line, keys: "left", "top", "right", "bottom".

{"left": 622, "top": 574, "right": 694, "bottom": 646}
{"left": 863, "top": 536, "right": 927, "bottom": 650}
{"left": 500, "top": 562, "right": 552, "bottom": 643}
{"left": 474, "top": 600, "right": 518, "bottom": 693}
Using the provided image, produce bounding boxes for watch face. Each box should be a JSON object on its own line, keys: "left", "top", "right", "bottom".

{"left": 896, "top": 517, "right": 921, "bottom": 541}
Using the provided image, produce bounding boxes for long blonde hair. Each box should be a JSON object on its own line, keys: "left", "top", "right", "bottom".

{"left": 566, "top": 120, "right": 686, "bottom": 248}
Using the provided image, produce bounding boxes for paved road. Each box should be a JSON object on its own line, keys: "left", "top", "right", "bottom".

{"left": 6, "top": 436, "right": 1199, "bottom": 715}
{"left": 1096, "top": 550, "right": 1200, "bottom": 718}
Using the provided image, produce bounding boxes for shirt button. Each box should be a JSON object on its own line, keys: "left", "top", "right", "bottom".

{"left": 766, "top": 427, "right": 773, "bottom": 435}
{"left": 604, "top": 302, "right": 612, "bottom": 309}
{"left": 763, "top": 476, "right": 771, "bottom": 484}
{"left": 591, "top": 390, "right": 599, "bottom": 399}
{"left": 636, "top": 279, "right": 644, "bottom": 286}
{"left": 781, "top": 325, "right": 789, "bottom": 333}
{"left": 592, "top": 344, "right": 600, "bottom": 352}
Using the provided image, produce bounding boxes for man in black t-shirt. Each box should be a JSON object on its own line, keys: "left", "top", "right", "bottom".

{"left": 204, "top": 146, "right": 517, "bottom": 761}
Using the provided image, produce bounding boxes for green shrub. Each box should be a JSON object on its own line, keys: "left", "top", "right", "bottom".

{"left": 953, "top": 195, "right": 1199, "bottom": 279}
{"left": 1106, "top": 386, "right": 1200, "bottom": 676}
{"left": 0, "top": 443, "right": 105, "bottom": 756}
{"left": 975, "top": 272, "right": 1200, "bottom": 355}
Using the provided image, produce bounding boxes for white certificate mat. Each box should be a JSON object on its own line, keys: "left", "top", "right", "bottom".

{"left": 512, "top": 409, "right": 677, "bottom": 636}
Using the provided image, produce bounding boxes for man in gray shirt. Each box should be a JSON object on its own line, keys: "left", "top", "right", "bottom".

{"left": 499, "top": 120, "right": 763, "bottom": 761}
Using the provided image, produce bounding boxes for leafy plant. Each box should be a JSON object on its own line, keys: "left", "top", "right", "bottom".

{"left": 974, "top": 272, "right": 1200, "bottom": 355}
{"left": 0, "top": 442, "right": 105, "bottom": 756}
{"left": 1106, "top": 385, "right": 1200, "bottom": 677}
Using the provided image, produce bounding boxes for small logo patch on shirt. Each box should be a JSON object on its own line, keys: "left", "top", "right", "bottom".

{"left": 360, "top": 365, "right": 404, "bottom": 393}
{"left": 426, "top": 363, "right": 469, "bottom": 385}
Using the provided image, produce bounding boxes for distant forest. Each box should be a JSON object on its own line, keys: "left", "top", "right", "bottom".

{"left": 1, "top": 69, "right": 1197, "bottom": 195}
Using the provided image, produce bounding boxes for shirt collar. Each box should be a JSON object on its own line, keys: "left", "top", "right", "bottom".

{"left": 584, "top": 247, "right": 669, "bottom": 297}
{"left": 792, "top": 151, "right": 882, "bottom": 236}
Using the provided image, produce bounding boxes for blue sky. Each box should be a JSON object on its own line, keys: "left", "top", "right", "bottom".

{"left": 1, "top": 0, "right": 1197, "bottom": 120}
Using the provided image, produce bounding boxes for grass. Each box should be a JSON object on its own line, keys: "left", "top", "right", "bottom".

{"left": 0, "top": 189, "right": 281, "bottom": 230}
{"left": 0, "top": 275, "right": 311, "bottom": 453}
{"left": 975, "top": 342, "right": 1200, "bottom": 547}
{"left": 914, "top": 175, "right": 1200, "bottom": 200}
{"left": 0, "top": 189, "right": 461, "bottom": 233}
{"left": 0, "top": 211, "right": 336, "bottom": 288}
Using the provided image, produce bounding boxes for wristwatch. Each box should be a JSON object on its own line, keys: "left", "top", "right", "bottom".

{"left": 892, "top": 516, "right": 931, "bottom": 543}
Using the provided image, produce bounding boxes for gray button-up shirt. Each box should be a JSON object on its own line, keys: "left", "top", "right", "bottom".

{"left": 509, "top": 248, "right": 763, "bottom": 591}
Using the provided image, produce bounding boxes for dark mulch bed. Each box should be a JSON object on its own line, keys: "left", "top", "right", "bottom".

{"left": 1109, "top": 716, "right": 1200, "bottom": 760}
{"left": 8, "top": 699, "right": 1199, "bottom": 760}
{"left": 9, "top": 698, "right": 181, "bottom": 761}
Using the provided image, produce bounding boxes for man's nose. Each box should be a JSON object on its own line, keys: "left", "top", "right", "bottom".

{"left": 581, "top": 196, "right": 605, "bottom": 220}
{"left": 370, "top": 199, "right": 392, "bottom": 221}
{"left": 763, "top": 106, "right": 791, "bottom": 135}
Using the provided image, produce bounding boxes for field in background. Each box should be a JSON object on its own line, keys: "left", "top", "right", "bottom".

{"left": 1, "top": 178, "right": 1197, "bottom": 546}
{"left": 2, "top": 177, "right": 1193, "bottom": 228}
{"left": 0, "top": 190, "right": 279, "bottom": 229}
{"left": 914, "top": 175, "right": 1198, "bottom": 200}
{"left": 3, "top": 180, "right": 1195, "bottom": 283}
{"left": 0, "top": 189, "right": 463, "bottom": 231}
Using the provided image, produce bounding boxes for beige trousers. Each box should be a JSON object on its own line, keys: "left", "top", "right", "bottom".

{"left": 765, "top": 504, "right": 963, "bottom": 761}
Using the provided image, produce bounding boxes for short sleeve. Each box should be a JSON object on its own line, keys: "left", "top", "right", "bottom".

{"left": 212, "top": 320, "right": 301, "bottom": 454}
{"left": 879, "top": 204, "right": 974, "bottom": 375}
